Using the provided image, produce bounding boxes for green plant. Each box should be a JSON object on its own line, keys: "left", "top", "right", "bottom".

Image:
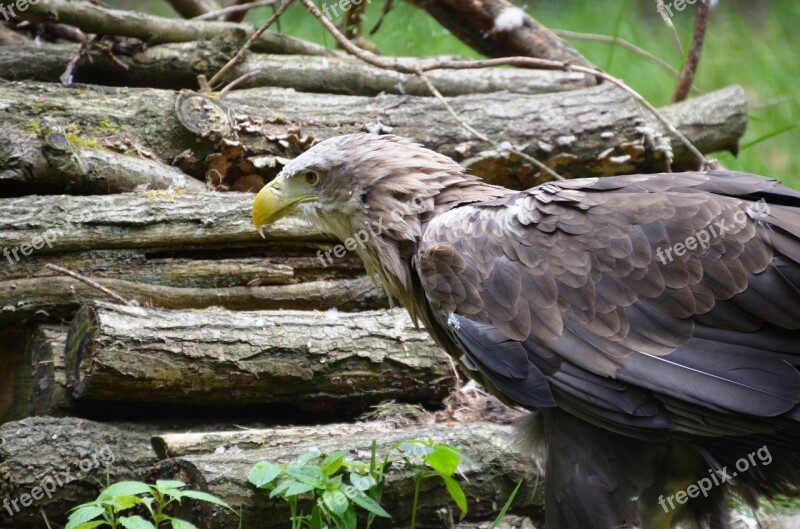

{"left": 66, "top": 480, "right": 236, "bottom": 529}
{"left": 392, "top": 439, "right": 469, "bottom": 529}
{"left": 248, "top": 446, "right": 391, "bottom": 529}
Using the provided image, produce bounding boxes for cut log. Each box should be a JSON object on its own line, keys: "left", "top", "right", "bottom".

{"left": 0, "top": 42, "right": 589, "bottom": 96}
{"left": 0, "top": 324, "right": 72, "bottom": 423}
{"left": 0, "top": 417, "right": 544, "bottom": 528}
{"left": 0, "top": 192, "right": 386, "bottom": 325}
{"left": 0, "top": 126, "right": 205, "bottom": 196}
{"left": 0, "top": 81, "right": 747, "bottom": 182}
{"left": 0, "top": 416, "right": 158, "bottom": 528}
{"left": 19, "top": 0, "right": 331, "bottom": 56}
{"left": 64, "top": 302, "right": 452, "bottom": 415}
{"left": 176, "top": 421, "right": 544, "bottom": 528}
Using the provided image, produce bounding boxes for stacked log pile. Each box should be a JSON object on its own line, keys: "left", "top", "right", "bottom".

{"left": 0, "top": 0, "right": 747, "bottom": 527}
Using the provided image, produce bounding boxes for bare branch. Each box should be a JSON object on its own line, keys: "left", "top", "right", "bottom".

{"left": 553, "top": 29, "right": 702, "bottom": 93}
{"left": 672, "top": 0, "right": 710, "bottom": 102}
{"left": 655, "top": 0, "right": 685, "bottom": 55}
{"left": 45, "top": 264, "right": 133, "bottom": 306}
{"left": 166, "top": 0, "right": 221, "bottom": 19}
{"left": 296, "top": 0, "right": 709, "bottom": 169}
{"left": 194, "top": 0, "right": 279, "bottom": 21}
{"left": 207, "top": 0, "right": 294, "bottom": 88}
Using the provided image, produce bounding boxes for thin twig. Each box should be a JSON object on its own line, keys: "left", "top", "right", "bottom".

{"left": 672, "top": 0, "right": 709, "bottom": 102}
{"left": 193, "top": 0, "right": 278, "bottom": 20}
{"left": 416, "top": 71, "right": 564, "bottom": 181}
{"left": 207, "top": 0, "right": 293, "bottom": 89}
{"left": 45, "top": 264, "right": 133, "bottom": 306}
{"left": 655, "top": 0, "right": 685, "bottom": 56}
{"left": 218, "top": 70, "right": 259, "bottom": 96}
{"left": 554, "top": 28, "right": 702, "bottom": 93}
{"left": 297, "top": 0, "right": 709, "bottom": 169}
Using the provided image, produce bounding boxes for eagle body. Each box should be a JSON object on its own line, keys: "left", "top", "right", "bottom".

{"left": 253, "top": 134, "right": 800, "bottom": 529}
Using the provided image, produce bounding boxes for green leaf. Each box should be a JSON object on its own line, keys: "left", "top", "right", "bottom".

{"left": 286, "top": 465, "right": 327, "bottom": 488}
{"left": 248, "top": 461, "right": 282, "bottom": 488}
{"left": 179, "top": 490, "right": 235, "bottom": 511}
{"left": 74, "top": 522, "right": 108, "bottom": 529}
{"left": 349, "top": 473, "right": 376, "bottom": 492}
{"left": 425, "top": 445, "right": 461, "bottom": 477}
{"left": 330, "top": 505, "right": 357, "bottom": 529}
{"left": 66, "top": 505, "right": 105, "bottom": 529}
{"left": 321, "top": 451, "right": 347, "bottom": 476}
{"left": 343, "top": 487, "right": 390, "bottom": 518}
{"left": 118, "top": 516, "right": 157, "bottom": 529}
{"left": 285, "top": 480, "right": 316, "bottom": 497}
{"left": 442, "top": 476, "right": 467, "bottom": 519}
{"left": 155, "top": 480, "right": 185, "bottom": 491}
{"left": 398, "top": 441, "right": 433, "bottom": 459}
{"left": 310, "top": 505, "right": 323, "bottom": 529}
{"left": 490, "top": 480, "right": 522, "bottom": 529}
{"left": 268, "top": 480, "right": 292, "bottom": 498}
{"left": 322, "top": 490, "right": 349, "bottom": 517}
{"left": 99, "top": 482, "right": 153, "bottom": 501}
{"left": 291, "top": 450, "right": 321, "bottom": 467}
{"left": 110, "top": 495, "right": 144, "bottom": 512}
{"left": 170, "top": 518, "right": 199, "bottom": 529}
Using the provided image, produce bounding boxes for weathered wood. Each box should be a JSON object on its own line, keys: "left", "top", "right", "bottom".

{"left": 64, "top": 302, "right": 452, "bottom": 413}
{"left": 0, "top": 417, "right": 158, "bottom": 527}
{"left": 178, "top": 421, "right": 543, "bottom": 528}
{"left": 0, "top": 42, "right": 589, "bottom": 96}
{"left": 0, "top": 125, "right": 205, "bottom": 196}
{"left": 412, "top": 0, "right": 596, "bottom": 72}
{"left": 0, "top": 192, "right": 387, "bottom": 325}
{"left": 0, "top": 81, "right": 748, "bottom": 181}
{"left": 0, "top": 324, "right": 72, "bottom": 423}
{"left": 19, "top": 0, "right": 331, "bottom": 56}
{"left": 0, "top": 417, "right": 543, "bottom": 528}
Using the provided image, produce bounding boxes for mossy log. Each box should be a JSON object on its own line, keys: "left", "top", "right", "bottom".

{"left": 0, "top": 81, "right": 747, "bottom": 184}
{"left": 0, "top": 417, "right": 542, "bottom": 528}
{"left": 64, "top": 302, "right": 452, "bottom": 415}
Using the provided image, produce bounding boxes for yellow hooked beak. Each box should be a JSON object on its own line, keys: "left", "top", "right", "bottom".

{"left": 252, "top": 178, "right": 316, "bottom": 238}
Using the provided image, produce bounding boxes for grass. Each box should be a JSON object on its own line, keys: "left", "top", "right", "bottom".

{"left": 110, "top": 0, "right": 799, "bottom": 188}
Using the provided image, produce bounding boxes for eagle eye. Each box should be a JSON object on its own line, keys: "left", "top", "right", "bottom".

{"left": 303, "top": 170, "right": 320, "bottom": 187}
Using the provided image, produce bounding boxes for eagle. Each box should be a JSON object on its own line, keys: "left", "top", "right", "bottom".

{"left": 252, "top": 133, "right": 800, "bottom": 529}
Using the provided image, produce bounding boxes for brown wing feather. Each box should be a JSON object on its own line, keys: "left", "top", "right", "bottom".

{"left": 416, "top": 170, "right": 800, "bottom": 440}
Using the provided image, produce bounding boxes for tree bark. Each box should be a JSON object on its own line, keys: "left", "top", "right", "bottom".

{"left": 0, "top": 125, "right": 205, "bottom": 196}
{"left": 0, "top": 192, "right": 388, "bottom": 326}
{"left": 0, "top": 81, "right": 748, "bottom": 183}
{"left": 0, "top": 416, "right": 158, "bottom": 528}
{"left": 0, "top": 417, "right": 543, "bottom": 528}
{"left": 173, "top": 421, "right": 543, "bottom": 528}
{"left": 0, "top": 42, "right": 590, "bottom": 96}
{"left": 64, "top": 302, "right": 451, "bottom": 415}
{"left": 19, "top": 0, "right": 331, "bottom": 56}
{"left": 412, "top": 0, "right": 596, "bottom": 72}
{"left": 0, "top": 324, "right": 73, "bottom": 423}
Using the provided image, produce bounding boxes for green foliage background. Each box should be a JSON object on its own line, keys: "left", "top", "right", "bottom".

{"left": 112, "top": 0, "right": 800, "bottom": 187}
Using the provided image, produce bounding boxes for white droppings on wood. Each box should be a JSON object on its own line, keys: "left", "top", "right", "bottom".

{"left": 494, "top": 7, "right": 526, "bottom": 32}
{"left": 609, "top": 155, "right": 632, "bottom": 164}
{"left": 555, "top": 135, "right": 576, "bottom": 147}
